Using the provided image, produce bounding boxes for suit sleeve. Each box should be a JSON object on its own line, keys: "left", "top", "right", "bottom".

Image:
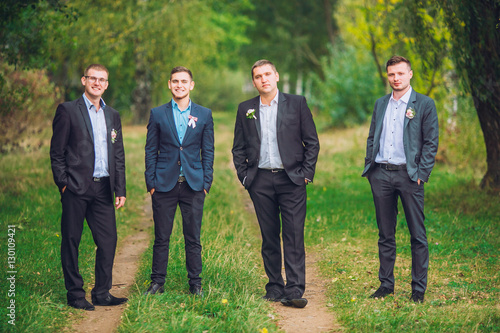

{"left": 299, "top": 97, "right": 320, "bottom": 182}
{"left": 201, "top": 110, "right": 215, "bottom": 193}
{"left": 144, "top": 109, "right": 159, "bottom": 192}
{"left": 113, "top": 112, "right": 126, "bottom": 197}
{"left": 231, "top": 106, "right": 248, "bottom": 185}
{"left": 418, "top": 98, "right": 439, "bottom": 182}
{"left": 364, "top": 101, "right": 378, "bottom": 171}
{"left": 50, "top": 104, "right": 70, "bottom": 192}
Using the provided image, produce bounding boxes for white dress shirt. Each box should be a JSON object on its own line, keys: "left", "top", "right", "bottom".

{"left": 258, "top": 91, "right": 283, "bottom": 169}
{"left": 375, "top": 87, "right": 412, "bottom": 165}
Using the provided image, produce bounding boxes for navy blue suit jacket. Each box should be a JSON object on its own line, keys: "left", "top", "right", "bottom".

{"left": 144, "top": 101, "right": 214, "bottom": 193}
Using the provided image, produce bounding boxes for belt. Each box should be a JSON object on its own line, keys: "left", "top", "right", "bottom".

{"left": 93, "top": 176, "right": 109, "bottom": 182}
{"left": 260, "top": 168, "right": 285, "bottom": 173}
{"left": 375, "top": 163, "right": 406, "bottom": 171}
{"left": 177, "top": 176, "right": 186, "bottom": 182}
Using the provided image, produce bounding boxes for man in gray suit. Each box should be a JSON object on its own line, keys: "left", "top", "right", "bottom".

{"left": 362, "top": 55, "right": 439, "bottom": 303}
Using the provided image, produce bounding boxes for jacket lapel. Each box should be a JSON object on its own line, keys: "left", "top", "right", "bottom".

{"left": 253, "top": 97, "right": 261, "bottom": 140}
{"left": 182, "top": 103, "right": 197, "bottom": 143}
{"left": 404, "top": 89, "right": 417, "bottom": 129}
{"left": 104, "top": 105, "right": 112, "bottom": 154}
{"left": 164, "top": 102, "right": 181, "bottom": 145}
{"left": 277, "top": 92, "right": 286, "bottom": 132}
{"left": 374, "top": 94, "right": 391, "bottom": 146}
{"left": 78, "top": 97, "right": 94, "bottom": 143}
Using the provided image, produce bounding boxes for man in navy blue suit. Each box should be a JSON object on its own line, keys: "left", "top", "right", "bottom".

{"left": 144, "top": 66, "right": 214, "bottom": 296}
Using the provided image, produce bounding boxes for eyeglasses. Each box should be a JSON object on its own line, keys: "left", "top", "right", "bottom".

{"left": 84, "top": 76, "right": 108, "bottom": 84}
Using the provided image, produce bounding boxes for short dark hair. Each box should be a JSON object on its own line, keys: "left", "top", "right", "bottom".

{"left": 170, "top": 66, "right": 193, "bottom": 80}
{"left": 386, "top": 56, "right": 411, "bottom": 71}
{"left": 84, "top": 64, "right": 109, "bottom": 76}
{"left": 251, "top": 59, "right": 277, "bottom": 78}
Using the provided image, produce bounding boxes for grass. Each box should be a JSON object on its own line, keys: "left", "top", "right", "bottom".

{"left": 0, "top": 111, "right": 498, "bottom": 332}
{"left": 306, "top": 125, "right": 500, "bottom": 332}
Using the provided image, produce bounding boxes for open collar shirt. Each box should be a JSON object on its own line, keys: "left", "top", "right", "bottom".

{"left": 83, "top": 93, "right": 109, "bottom": 177}
{"left": 375, "top": 87, "right": 412, "bottom": 165}
{"left": 258, "top": 90, "right": 283, "bottom": 169}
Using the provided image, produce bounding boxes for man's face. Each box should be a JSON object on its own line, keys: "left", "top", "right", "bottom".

{"left": 81, "top": 69, "right": 109, "bottom": 99}
{"left": 252, "top": 64, "right": 279, "bottom": 96}
{"left": 387, "top": 62, "right": 413, "bottom": 92}
{"left": 168, "top": 72, "right": 194, "bottom": 100}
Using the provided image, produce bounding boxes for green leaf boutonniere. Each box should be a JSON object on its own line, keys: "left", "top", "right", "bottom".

{"left": 246, "top": 109, "right": 256, "bottom": 120}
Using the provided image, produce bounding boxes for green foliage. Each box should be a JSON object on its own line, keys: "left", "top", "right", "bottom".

{"left": 307, "top": 44, "right": 385, "bottom": 128}
{"left": 0, "top": 62, "right": 62, "bottom": 152}
{"left": 0, "top": 0, "right": 75, "bottom": 68}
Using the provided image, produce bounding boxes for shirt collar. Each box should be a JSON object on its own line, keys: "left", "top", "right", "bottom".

{"left": 260, "top": 90, "right": 279, "bottom": 107}
{"left": 82, "top": 93, "right": 106, "bottom": 111}
{"left": 390, "top": 86, "right": 412, "bottom": 104}
{"left": 172, "top": 99, "right": 192, "bottom": 113}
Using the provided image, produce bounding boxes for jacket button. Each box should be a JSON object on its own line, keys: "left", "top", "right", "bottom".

{"left": 178, "top": 161, "right": 181, "bottom": 165}
{"left": 180, "top": 147, "right": 183, "bottom": 151}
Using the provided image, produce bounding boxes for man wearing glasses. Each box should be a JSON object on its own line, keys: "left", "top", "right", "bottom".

{"left": 50, "top": 64, "right": 127, "bottom": 310}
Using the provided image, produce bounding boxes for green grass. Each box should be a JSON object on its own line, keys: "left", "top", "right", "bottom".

{"left": 1, "top": 111, "right": 498, "bottom": 332}
{"left": 305, "top": 125, "right": 500, "bottom": 332}
{"left": 0, "top": 125, "right": 151, "bottom": 332}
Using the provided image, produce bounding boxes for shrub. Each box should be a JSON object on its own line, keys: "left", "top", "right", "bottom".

{"left": 0, "top": 62, "right": 62, "bottom": 152}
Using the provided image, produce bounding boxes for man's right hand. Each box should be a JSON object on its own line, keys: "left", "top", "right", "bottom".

{"left": 62, "top": 186, "right": 67, "bottom": 193}
{"left": 150, "top": 188, "right": 155, "bottom": 195}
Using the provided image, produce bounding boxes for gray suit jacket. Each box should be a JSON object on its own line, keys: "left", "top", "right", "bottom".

{"left": 362, "top": 89, "right": 439, "bottom": 182}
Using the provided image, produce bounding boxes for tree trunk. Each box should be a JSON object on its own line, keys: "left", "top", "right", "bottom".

{"left": 132, "top": 50, "right": 152, "bottom": 123}
{"left": 474, "top": 94, "right": 500, "bottom": 192}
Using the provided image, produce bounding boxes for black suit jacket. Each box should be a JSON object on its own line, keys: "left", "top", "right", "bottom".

{"left": 232, "top": 92, "right": 319, "bottom": 188}
{"left": 50, "top": 96, "right": 126, "bottom": 201}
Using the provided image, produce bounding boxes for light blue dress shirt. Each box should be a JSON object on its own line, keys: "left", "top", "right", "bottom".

{"left": 375, "top": 87, "right": 412, "bottom": 165}
{"left": 83, "top": 93, "right": 109, "bottom": 177}
{"left": 172, "top": 99, "right": 192, "bottom": 177}
{"left": 258, "top": 91, "right": 283, "bottom": 169}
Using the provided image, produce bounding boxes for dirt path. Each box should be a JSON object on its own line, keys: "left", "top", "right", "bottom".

{"left": 68, "top": 196, "right": 152, "bottom": 333}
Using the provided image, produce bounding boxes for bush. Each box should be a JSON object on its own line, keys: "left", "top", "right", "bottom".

{"left": 0, "top": 62, "right": 62, "bottom": 152}
{"left": 307, "top": 44, "right": 385, "bottom": 128}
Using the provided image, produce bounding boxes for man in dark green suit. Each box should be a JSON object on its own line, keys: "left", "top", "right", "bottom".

{"left": 362, "top": 55, "right": 439, "bottom": 303}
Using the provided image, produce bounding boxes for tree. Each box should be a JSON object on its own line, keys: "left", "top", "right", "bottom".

{"left": 433, "top": 0, "right": 500, "bottom": 191}
{"left": 241, "top": 0, "right": 339, "bottom": 94}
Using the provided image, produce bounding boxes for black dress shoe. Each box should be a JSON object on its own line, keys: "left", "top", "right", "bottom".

{"left": 281, "top": 293, "right": 308, "bottom": 308}
{"left": 144, "top": 282, "right": 165, "bottom": 295}
{"left": 92, "top": 294, "right": 128, "bottom": 306}
{"left": 262, "top": 289, "right": 284, "bottom": 302}
{"left": 410, "top": 290, "right": 425, "bottom": 303}
{"left": 68, "top": 298, "right": 95, "bottom": 311}
{"left": 369, "top": 287, "right": 394, "bottom": 299}
{"left": 189, "top": 285, "right": 203, "bottom": 296}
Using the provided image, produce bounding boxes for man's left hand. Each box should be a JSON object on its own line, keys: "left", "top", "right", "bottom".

{"left": 115, "top": 196, "right": 126, "bottom": 209}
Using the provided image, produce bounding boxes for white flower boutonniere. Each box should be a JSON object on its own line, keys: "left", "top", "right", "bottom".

{"left": 111, "top": 129, "right": 118, "bottom": 144}
{"left": 406, "top": 107, "right": 415, "bottom": 120}
{"left": 246, "top": 109, "right": 256, "bottom": 120}
{"left": 188, "top": 115, "right": 198, "bottom": 128}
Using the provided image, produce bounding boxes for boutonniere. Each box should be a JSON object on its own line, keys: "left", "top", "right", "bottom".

{"left": 188, "top": 115, "right": 198, "bottom": 128}
{"left": 406, "top": 107, "right": 415, "bottom": 119}
{"left": 111, "top": 129, "right": 118, "bottom": 144}
{"left": 246, "top": 109, "right": 256, "bottom": 119}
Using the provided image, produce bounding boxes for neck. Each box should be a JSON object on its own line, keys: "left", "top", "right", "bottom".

{"left": 260, "top": 90, "right": 278, "bottom": 106}
{"left": 392, "top": 86, "right": 410, "bottom": 101}
{"left": 174, "top": 96, "right": 190, "bottom": 111}
{"left": 84, "top": 92, "right": 101, "bottom": 110}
